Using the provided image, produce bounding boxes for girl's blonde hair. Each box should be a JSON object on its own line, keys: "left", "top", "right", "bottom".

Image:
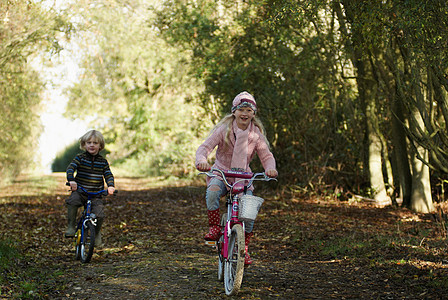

{"left": 79, "top": 130, "right": 105, "bottom": 151}
{"left": 211, "top": 114, "right": 270, "bottom": 148}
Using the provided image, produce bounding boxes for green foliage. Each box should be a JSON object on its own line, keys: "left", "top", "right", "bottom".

{"left": 0, "top": 60, "right": 42, "bottom": 182}
{"left": 51, "top": 140, "right": 111, "bottom": 173}
{"left": 57, "top": 0, "right": 448, "bottom": 206}
{"left": 155, "top": 0, "right": 363, "bottom": 187}
{"left": 0, "top": 239, "right": 18, "bottom": 282}
{"left": 311, "top": 235, "right": 397, "bottom": 260}
{"left": 64, "top": 0, "right": 211, "bottom": 178}
{"left": 51, "top": 141, "right": 81, "bottom": 172}
{"left": 429, "top": 274, "right": 448, "bottom": 289}
{"left": 0, "top": 238, "right": 63, "bottom": 298}
{"left": 0, "top": 1, "right": 72, "bottom": 183}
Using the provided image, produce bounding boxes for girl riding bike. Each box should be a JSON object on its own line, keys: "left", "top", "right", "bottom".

{"left": 195, "top": 91, "right": 278, "bottom": 265}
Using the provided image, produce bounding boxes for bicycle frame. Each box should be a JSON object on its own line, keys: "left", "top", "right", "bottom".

{"left": 77, "top": 186, "right": 108, "bottom": 241}
{"left": 199, "top": 168, "right": 276, "bottom": 295}
{"left": 67, "top": 183, "right": 110, "bottom": 263}
{"left": 200, "top": 168, "right": 273, "bottom": 259}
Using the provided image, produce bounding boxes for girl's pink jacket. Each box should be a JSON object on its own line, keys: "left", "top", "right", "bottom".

{"left": 195, "top": 122, "right": 276, "bottom": 173}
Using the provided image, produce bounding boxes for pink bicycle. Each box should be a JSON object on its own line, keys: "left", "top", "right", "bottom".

{"left": 199, "top": 168, "right": 277, "bottom": 295}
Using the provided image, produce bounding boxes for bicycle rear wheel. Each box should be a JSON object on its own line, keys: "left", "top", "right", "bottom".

{"left": 80, "top": 221, "right": 96, "bottom": 263}
{"left": 224, "top": 223, "right": 245, "bottom": 295}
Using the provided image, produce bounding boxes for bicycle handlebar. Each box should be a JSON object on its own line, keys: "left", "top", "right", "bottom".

{"left": 65, "top": 182, "right": 117, "bottom": 196}
{"left": 198, "top": 168, "right": 277, "bottom": 189}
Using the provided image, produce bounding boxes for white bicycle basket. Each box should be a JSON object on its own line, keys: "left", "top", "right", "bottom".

{"left": 239, "top": 195, "right": 264, "bottom": 221}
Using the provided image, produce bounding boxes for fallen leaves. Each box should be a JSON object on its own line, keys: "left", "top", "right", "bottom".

{"left": 1, "top": 174, "right": 448, "bottom": 298}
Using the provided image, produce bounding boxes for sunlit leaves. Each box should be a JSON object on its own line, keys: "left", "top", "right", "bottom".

{"left": 155, "top": 0, "right": 361, "bottom": 186}
{"left": 0, "top": 1, "right": 72, "bottom": 182}
{"left": 64, "top": 0, "right": 209, "bottom": 177}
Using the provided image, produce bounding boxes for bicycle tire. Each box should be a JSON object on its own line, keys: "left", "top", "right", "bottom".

{"left": 217, "top": 213, "right": 226, "bottom": 281}
{"left": 224, "top": 223, "right": 245, "bottom": 296}
{"left": 217, "top": 236, "right": 224, "bottom": 282}
{"left": 75, "top": 228, "right": 81, "bottom": 260}
{"left": 80, "top": 221, "right": 96, "bottom": 263}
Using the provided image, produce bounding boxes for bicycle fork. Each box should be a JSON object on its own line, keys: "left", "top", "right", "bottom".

{"left": 221, "top": 194, "right": 244, "bottom": 260}
{"left": 78, "top": 200, "right": 97, "bottom": 245}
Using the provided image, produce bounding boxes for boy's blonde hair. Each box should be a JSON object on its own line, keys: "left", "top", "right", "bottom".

{"left": 79, "top": 130, "right": 105, "bottom": 151}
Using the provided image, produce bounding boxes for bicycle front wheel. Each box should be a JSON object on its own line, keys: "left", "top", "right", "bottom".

{"left": 217, "top": 213, "right": 227, "bottom": 282}
{"left": 224, "top": 223, "right": 245, "bottom": 296}
{"left": 75, "top": 228, "right": 81, "bottom": 260}
{"left": 80, "top": 221, "right": 96, "bottom": 263}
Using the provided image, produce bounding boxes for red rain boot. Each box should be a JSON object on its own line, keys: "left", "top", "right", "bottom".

{"left": 204, "top": 209, "right": 221, "bottom": 241}
{"left": 245, "top": 232, "right": 253, "bottom": 265}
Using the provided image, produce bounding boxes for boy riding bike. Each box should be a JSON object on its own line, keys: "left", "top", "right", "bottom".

{"left": 65, "top": 130, "right": 115, "bottom": 247}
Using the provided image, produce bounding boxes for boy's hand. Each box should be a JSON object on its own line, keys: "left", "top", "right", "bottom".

{"left": 265, "top": 169, "right": 278, "bottom": 178}
{"left": 69, "top": 181, "right": 77, "bottom": 191}
{"left": 108, "top": 186, "right": 115, "bottom": 195}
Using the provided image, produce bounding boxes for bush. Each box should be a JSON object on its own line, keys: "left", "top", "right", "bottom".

{"left": 51, "top": 141, "right": 111, "bottom": 172}
{"left": 0, "top": 239, "right": 19, "bottom": 284}
{"left": 51, "top": 141, "right": 81, "bottom": 172}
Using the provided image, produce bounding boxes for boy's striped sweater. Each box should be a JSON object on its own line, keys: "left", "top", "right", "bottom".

{"left": 66, "top": 151, "right": 114, "bottom": 192}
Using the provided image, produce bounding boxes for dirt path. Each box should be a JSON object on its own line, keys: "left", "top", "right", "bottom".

{"left": 1, "top": 174, "right": 448, "bottom": 299}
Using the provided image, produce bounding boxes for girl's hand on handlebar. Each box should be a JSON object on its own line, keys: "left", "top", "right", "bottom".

{"left": 108, "top": 186, "right": 115, "bottom": 195}
{"left": 69, "top": 181, "right": 78, "bottom": 191}
{"left": 196, "top": 162, "right": 211, "bottom": 172}
{"left": 265, "top": 169, "right": 278, "bottom": 178}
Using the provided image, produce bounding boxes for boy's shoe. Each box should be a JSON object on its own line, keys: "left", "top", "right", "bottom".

{"left": 94, "top": 232, "right": 103, "bottom": 247}
{"left": 94, "top": 218, "right": 103, "bottom": 247}
{"left": 64, "top": 229, "right": 76, "bottom": 238}
{"left": 65, "top": 205, "right": 78, "bottom": 238}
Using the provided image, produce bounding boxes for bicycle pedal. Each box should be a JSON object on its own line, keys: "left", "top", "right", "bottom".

{"left": 204, "top": 240, "right": 216, "bottom": 247}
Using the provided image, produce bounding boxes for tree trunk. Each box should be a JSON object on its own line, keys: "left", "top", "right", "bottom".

{"left": 409, "top": 99, "right": 434, "bottom": 213}
{"left": 337, "top": 0, "right": 390, "bottom": 204}
{"left": 366, "top": 97, "right": 390, "bottom": 204}
{"left": 391, "top": 93, "right": 412, "bottom": 206}
{"left": 410, "top": 144, "right": 434, "bottom": 213}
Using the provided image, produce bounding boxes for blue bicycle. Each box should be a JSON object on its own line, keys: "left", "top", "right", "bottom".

{"left": 66, "top": 183, "right": 113, "bottom": 263}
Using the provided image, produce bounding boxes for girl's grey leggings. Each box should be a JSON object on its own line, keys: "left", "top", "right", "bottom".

{"left": 206, "top": 177, "right": 254, "bottom": 233}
